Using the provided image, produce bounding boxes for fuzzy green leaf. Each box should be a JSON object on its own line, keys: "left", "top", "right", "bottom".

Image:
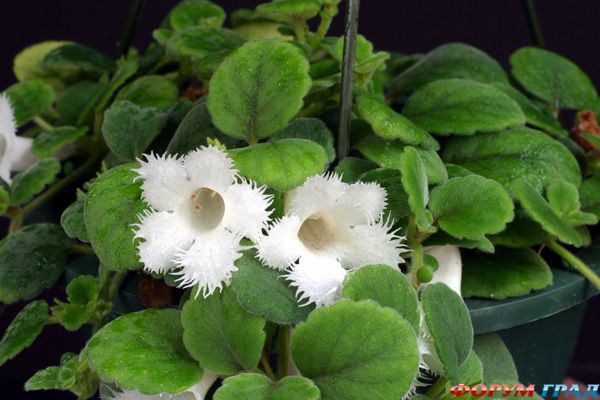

{"left": 32, "top": 126, "right": 88, "bottom": 158}
{"left": 0, "top": 300, "right": 48, "bottom": 366}
{"left": 215, "top": 374, "right": 321, "bottom": 400}
{"left": 57, "top": 81, "right": 104, "bottom": 125}
{"left": 473, "top": 333, "right": 518, "bottom": 383}
{"left": 489, "top": 210, "right": 549, "bottom": 248}
{"left": 256, "top": 0, "right": 322, "bottom": 22}
{"left": 41, "top": 44, "right": 115, "bottom": 74}
{"left": 25, "top": 367, "right": 64, "bottom": 391}
{"left": 5, "top": 80, "right": 55, "bottom": 126}
{"left": 400, "top": 146, "right": 432, "bottom": 229}
{"left": 403, "top": 79, "right": 525, "bottom": 136}
{"left": 170, "top": 0, "right": 226, "bottom": 30}
{"left": 61, "top": 197, "right": 89, "bottom": 242}
{"left": 13, "top": 41, "right": 70, "bottom": 84}
{"left": 167, "top": 26, "right": 245, "bottom": 59}
{"left": 9, "top": 158, "right": 61, "bottom": 206}
{"left": 269, "top": 117, "right": 336, "bottom": 163}
{"left": 116, "top": 75, "right": 179, "bottom": 111}
{"left": 360, "top": 168, "right": 410, "bottom": 221}
{"left": 335, "top": 157, "right": 376, "bottom": 183}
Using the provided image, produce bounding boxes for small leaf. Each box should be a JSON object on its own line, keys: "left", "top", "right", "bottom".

{"left": 512, "top": 180, "right": 582, "bottom": 246}
{"left": 231, "top": 251, "right": 314, "bottom": 325}
{"left": 10, "top": 158, "right": 61, "bottom": 206}
{"left": 580, "top": 175, "right": 600, "bottom": 209}
{"left": 61, "top": 197, "right": 89, "bottom": 242}
{"left": 342, "top": 265, "right": 420, "bottom": 333}
{"left": 291, "top": 299, "right": 420, "bottom": 400}
{"left": 116, "top": 75, "right": 179, "bottom": 111}
{"left": 0, "top": 300, "right": 48, "bottom": 366}
{"left": 256, "top": 0, "right": 322, "bottom": 22}
{"left": 489, "top": 209, "right": 549, "bottom": 248}
{"left": 84, "top": 164, "right": 145, "bottom": 271}
{"left": 510, "top": 47, "right": 596, "bottom": 110}
{"left": 215, "top": 374, "right": 321, "bottom": 400}
{"left": 41, "top": 44, "right": 115, "bottom": 74}
{"left": 400, "top": 146, "right": 432, "bottom": 229}
{"left": 25, "top": 367, "right": 64, "bottom": 391}
{"left": 360, "top": 168, "right": 410, "bottom": 221}
{"left": 403, "top": 79, "right": 525, "bottom": 136}
{"left": 392, "top": 43, "right": 508, "bottom": 93}
{"left": 57, "top": 81, "right": 105, "bottom": 125}
{"left": 456, "top": 352, "right": 484, "bottom": 386}
{"left": 169, "top": 0, "right": 226, "bottom": 31}
{"left": 269, "top": 117, "right": 336, "bottom": 163}
{"left": 462, "top": 248, "right": 553, "bottom": 299}
{"left": 0, "top": 224, "right": 73, "bottom": 303}
{"left": 182, "top": 286, "right": 266, "bottom": 375}
{"left": 13, "top": 41, "right": 71, "bottom": 83}
{"left": 335, "top": 157, "right": 376, "bottom": 183}
{"left": 208, "top": 40, "right": 311, "bottom": 141}
{"left": 87, "top": 309, "right": 203, "bottom": 395}
{"left": 67, "top": 275, "right": 99, "bottom": 305}
{"left": 167, "top": 26, "right": 245, "bottom": 59}
{"left": 32, "top": 126, "right": 88, "bottom": 158}
{"left": 355, "top": 91, "right": 439, "bottom": 149}
{"left": 102, "top": 100, "right": 169, "bottom": 161}
{"left": 5, "top": 80, "right": 55, "bottom": 126}
{"left": 52, "top": 303, "right": 95, "bottom": 332}
{"left": 229, "top": 139, "right": 328, "bottom": 191}
{"left": 421, "top": 283, "right": 473, "bottom": 383}
{"left": 547, "top": 179, "right": 580, "bottom": 217}
{"left": 429, "top": 175, "right": 514, "bottom": 240}
{"left": 473, "top": 333, "right": 518, "bottom": 383}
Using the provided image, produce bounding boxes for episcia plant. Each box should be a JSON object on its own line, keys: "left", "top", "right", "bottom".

{"left": 1, "top": 0, "right": 600, "bottom": 399}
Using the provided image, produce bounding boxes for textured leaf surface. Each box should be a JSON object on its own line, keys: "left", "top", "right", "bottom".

{"left": 215, "top": 374, "right": 320, "bottom": 400}
{"left": 0, "top": 300, "right": 48, "bottom": 366}
{"left": 167, "top": 26, "right": 245, "bottom": 59}
{"left": 42, "top": 44, "right": 115, "bottom": 74}
{"left": 473, "top": 333, "right": 518, "bottom": 383}
{"left": 360, "top": 168, "right": 410, "bottom": 221}
{"left": 400, "top": 146, "right": 432, "bottom": 228}
{"left": 116, "top": 75, "right": 178, "bottom": 111}
{"left": 269, "top": 117, "right": 336, "bottom": 162}
{"left": 169, "top": 0, "right": 226, "bottom": 30}
{"left": 10, "top": 158, "right": 61, "bottom": 206}
{"left": 32, "top": 126, "right": 88, "bottom": 158}
{"left": 61, "top": 197, "right": 89, "bottom": 242}
{"left": 5, "top": 80, "right": 55, "bottom": 126}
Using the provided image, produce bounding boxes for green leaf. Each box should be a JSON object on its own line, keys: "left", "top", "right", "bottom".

{"left": 421, "top": 283, "right": 473, "bottom": 383}
{"left": 167, "top": 26, "right": 245, "bottom": 59}
{"left": 342, "top": 265, "right": 420, "bottom": 333}
{"left": 208, "top": 40, "right": 311, "bottom": 141}
{"left": 442, "top": 127, "right": 581, "bottom": 193}
{"left": 0, "top": 224, "right": 73, "bottom": 303}
{"left": 13, "top": 41, "right": 71, "bottom": 84}
{"left": 231, "top": 251, "right": 313, "bottom": 325}
{"left": 169, "top": 0, "right": 226, "bottom": 30}
{"left": 403, "top": 79, "right": 525, "bottom": 136}
{"left": 547, "top": 179, "right": 580, "bottom": 217}
{"left": 116, "top": 75, "right": 179, "bottom": 111}
{"left": 102, "top": 100, "right": 169, "bottom": 161}
{"left": 580, "top": 175, "right": 600, "bottom": 209}
{"left": 456, "top": 352, "right": 484, "bottom": 386}
{"left": 5, "top": 80, "right": 55, "bottom": 126}
{"left": 67, "top": 275, "right": 99, "bottom": 305}
{"left": 88, "top": 309, "right": 202, "bottom": 395}
{"left": 51, "top": 275, "right": 100, "bottom": 331}
{"left": 355, "top": 137, "right": 448, "bottom": 184}
{"left": 473, "top": 333, "right": 518, "bottom": 383}
{"left": 360, "top": 168, "right": 410, "bottom": 221}
{"left": 0, "top": 188, "right": 9, "bottom": 214}
{"left": 52, "top": 303, "right": 95, "bottom": 332}
{"left": 25, "top": 367, "right": 64, "bottom": 391}
{"left": 256, "top": 0, "right": 322, "bottom": 22}
{"left": 0, "top": 300, "right": 48, "bottom": 366}
{"left": 84, "top": 164, "right": 145, "bottom": 271}
{"left": 32, "top": 126, "right": 88, "bottom": 158}
{"left": 61, "top": 197, "right": 89, "bottom": 242}
{"left": 489, "top": 209, "right": 549, "bottom": 248}
{"left": 291, "top": 299, "right": 419, "bottom": 400}
{"left": 41, "top": 44, "right": 115, "bottom": 74}
{"left": 512, "top": 180, "right": 583, "bottom": 246}
{"left": 269, "top": 117, "right": 336, "bottom": 163}
{"left": 9, "top": 158, "right": 61, "bottom": 206}
{"left": 392, "top": 43, "right": 508, "bottom": 93}
{"left": 510, "top": 47, "right": 596, "bottom": 110}
{"left": 462, "top": 248, "right": 552, "bottom": 299}
{"left": 182, "top": 286, "right": 266, "bottom": 375}
{"left": 229, "top": 139, "right": 328, "bottom": 191}
{"left": 400, "top": 146, "right": 432, "bottom": 229}
{"left": 57, "top": 81, "right": 105, "bottom": 125}
{"left": 425, "top": 231, "right": 495, "bottom": 254}
{"left": 429, "top": 175, "right": 514, "bottom": 240}
{"left": 335, "top": 157, "right": 376, "bottom": 183}
{"left": 355, "top": 91, "right": 439, "bottom": 150}
{"left": 491, "top": 82, "right": 566, "bottom": 136}
{"left": 215, "top": 374, "right": 321, "bottom": 400}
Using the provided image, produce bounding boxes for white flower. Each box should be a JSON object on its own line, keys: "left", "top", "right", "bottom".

{"left": 0, "top": 94, "right": 36, "bottom": 183}
{"left": 257, "top": 173, "right": 406, "bottom": 307}
{"left": 133, "top": 146, "right": 272, "bottom": 297}
{"left": 104, "top": 372, "right": 219, "bottom": 400}
{"left": 421, "top": 245, "right": 462, "bottom": 295}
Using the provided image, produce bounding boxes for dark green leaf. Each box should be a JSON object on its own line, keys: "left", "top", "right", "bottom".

{"left": 5, "top": 80, "right": 55, "bottom": 126}
{"left": 256, "top": 0, "right": 322, "bottom": 22}
{"left": 61, "top": 197, "right": 89, "bottom": 242}
{"left": 42, "top": 44, "right": 115, "bottom": 74}
{"left": 400, "top": 146, "right": 432, "bottom": 229}
{"left": 10, "top": 158, "right": 61, "bottom": 206}
{"left": 167, "top": 26, "right": 245, "bottom": 59}
{"left": 0, "top": 300, "right": 48, "bottom": 366}
{"left": 32, "top": 126, "right": 87, "bottom": 158}
{"left": 269, "top": 117, "right": 336, "bottom": 163}
{"left": 13, "top": 41, "right": 71, "bottom": 85}
{"left": 0, "top": 188, "right": 8, "bottom": 214}
{"left": 116, "top": 75, "right": 179, "bottom": 111}
{"left": 57, "top": 81, "right": 104, "bottom": 125}
{"left": 489, "top": 209, "right": 549, "bottom": 248}
{"left": 170, "top": 0, "right": 226, "bottom": 31}
{"left": 335, "top": 157, "right": 376, "bottom": 183}
{"left": 360, "top": 168, "right": 410, "bottom": 221}
{"left": 473, "top": 333, "right": 518, "bottom": 383}
{"left": 215, "top": 374, "right": 321, "bottom": 400}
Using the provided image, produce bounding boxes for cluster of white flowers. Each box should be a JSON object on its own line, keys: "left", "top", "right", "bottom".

{"left": 0, "top": 94, "right": 36, "bottom": 183}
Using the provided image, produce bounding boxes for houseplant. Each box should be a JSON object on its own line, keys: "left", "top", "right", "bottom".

{"left": 1, "top": 0, "right": 599, "bottom": 398}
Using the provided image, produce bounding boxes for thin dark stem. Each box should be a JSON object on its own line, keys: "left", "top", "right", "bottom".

{"left": 118, "top": 0, "right": 145, "bottom": 56}
{"left": 337, "top": 0, "right": 360, "bottom": 161}
{"left": 521, "top": 0, "right": 544, "bottom": 48}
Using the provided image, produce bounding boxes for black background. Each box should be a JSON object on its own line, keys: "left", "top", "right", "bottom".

{"left": 1, "top": 1, "right": 600, "bottom": 398}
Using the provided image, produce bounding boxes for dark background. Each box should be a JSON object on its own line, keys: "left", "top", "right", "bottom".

{"left": 1, "top": 0, "right": 600, "bottom": 398}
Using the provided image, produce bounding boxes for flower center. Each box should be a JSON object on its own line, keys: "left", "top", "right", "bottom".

{"left": 298, "top": 214, "right": 336, "bottom": 251}
{"left": 188, "top": 187, "right": 225, "bottom": 231}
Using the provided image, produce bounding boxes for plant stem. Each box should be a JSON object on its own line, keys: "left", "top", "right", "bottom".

{"left": 521, "top": 0, "right": 545, "bottom": 47}
{"left": 276, "top": 326, "right": 291, "bottom": 379}
{"left": 108, "top": 272, "right": 128, "bottom": 301}
{"left": 292, "top": 17, "right": 308, "bottom": 44}
{"left": 547, "top": 240, "right": 600, "bottom": 290}
{"left": 261, "top": 353, "right": 276, "bottom": 381}
{"left": 118, "top": 0, "right": 145, "bottom": 56}
{"left": 336, "top": 0, "right": 360, "bottom": 161}
{"left": 7, "top": 209, "right": 23, "bottom": 234}
{"left": 71, "top": 243, "right": 96, "bottom": 255}
{"left": 311, "top": 4, "right": 338, "bottom": 49}
{"left": 407, "top": 214, "right": 424, "bottom": 286}
{"left": 32, "top": 116, "right": 54, "bottom": 131}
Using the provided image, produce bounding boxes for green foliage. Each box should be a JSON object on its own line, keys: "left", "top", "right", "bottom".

{"left": 87, "top": 309, "right": 202, "bottom": 395}
{"left": 61, "top": 197, "right": 89, "bottom": 242}
{"left": 116, "top": 75, "right": 179, "bottom": 111}
{"left": 5, "top": 80, "right": 55, "bottom": 126}
{"left": 52, "top": 275, "right": 101, "bottom": 331}
{"left": 291, "top": 299, "right": 419, "bottom": 400}
{"left": 473, "top": 333, "right": 518, "bottom": 383}
{"left": 400, "top": 146, "right": 432, "bottom": 229}
{"left": 41, "top": 44, "right": 115, "bottom": 74}
{"left": 169, "top": 0, "right": 226, "bottom": 31}
{"left": 229, "top": 139, "right": 328, "bottom": 191}
{"left": 257, "top": 0, "right": 322, "bottom": 22}
{"left": 56, "top": 81, "right": 104, "bottom": 125}
{"left": 462, "top": 248, "right": 553, "bottom": 299}
{"left": 215, "top": 374, "right": 321, "bottom": 400}
{"left": 403, "top": 79, "right": 525, "bottom": 135}
{"left": 32, "top": 126, "right": 87, "bottom": 158}
{"left": 335, "top": 157, "right": 376, "bottom": 183}
{"left": 489, "top": 210, "right": 549, "bottom": 248}
{"left": 510, "top": 47, "right": 596, "bottom": 110}
{"left": 269, "top": 117, "right": 336, "bottom": 163}
{"left": 27, "top": 352, "right": 99, "bottom": 398}
{"left": 13, "top": 41, "right": 70, "bottom": 84}
{"left": 9, "top": 158, "right": 61, "bottom": 206}
{"left": 84, "top": 164, "right": 145, "bottom": 271}
{"left": 181, "top": 286, "right": 266, "bottom": 375}
{"left": 0, "top": 188, "right": 8, "bottom": 214}
{"left": 0, "top": 224, "right": 73, "bottom": 303}
{"left": 167, "top": 26, "right": 245, "bottom": 59}
{"left": 547, "top": 179, "right": 597, "bottom": 226}
{"left": 360, "top": 168, "right": 410, "bottom": 221}
{"left": 0, "top": 300, "right": 48, "bottom": 366}
{"left": 208, "top": 40, "right": 311, "bottom": 141}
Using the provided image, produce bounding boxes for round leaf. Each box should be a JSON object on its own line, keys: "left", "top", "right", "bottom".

{"left": 429, "top": 175, "right": 514, "bottom": 240}
{"left": 215, "top": 374, "right": 321, "bottom": 400}
{"left": 170, "top": 0, "right": 226, "bottom": 30}
{"left": 269, "top": 117, "right": 336, "bottom": 163}
{"left": 0, "top": 300, "right": 48, "bottom": 366}
{"left": 9, "top": 158, "right": 61, "bottom": 206}
{"left": 5, "top": 80, "right": 55, "bottom": 126}
{"left": 116, "top": 75, "right": 179, "bottom": 111}
{"left": 13, "top": 41, "right": 70, "bottom": 83}
{"left": 403, "top": 79, "right": 525, "bottom": 136}
{"left": 41, "top": 44, "right": 115, "bottom": 74}
{"left": 61, "top": 197, "right": 89, "bottom": 242}
{"left": 229, "top": 139, "right": 328, "bottom": 191}
{"left": 84, "top": 164, "right": 145, "bottom": 271}
{"left": 208, "top": 40, "right": 311, "bottom": 141}
{"left": 87, "top": 309, "right": 203, "bottom": 395}
{"left": 167, "top": 26, "right": 245, "bottom": 59}
{"left": 291, "top": 299, "right": 420, "bottom": 400}
{"left": 256, "top": 0, "right": 322, "bottom": 22}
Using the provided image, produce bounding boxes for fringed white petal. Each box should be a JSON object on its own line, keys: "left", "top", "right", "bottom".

{"left": 417, "top": 305, "right": 444, "bottom": 376}
{"left": 174, "top": 229, "right": 243, "bottom": 297}
{"left": 256, "top": 215, "right": 305, "bottom": 270}
{"left": 340, "top": 220, "right": 406, "bottom": 269}
{"left": 286, "top": 173, "right": 346, "bottom": 219}
{"left": 10, "top": 136, "right": 37, "bottom": 171}
{"left": 188, "top": 371, "right": 219, "bottom": 400}
{"left": 133, "top": 210, "right": 195, "bottom": 274}
{"left": 134, "top": 153, "right": 191, "bottom": 211}
{"left": 0, "top": 94, "right": 17, "bottom": 183}
{"left": 0, "top": 94, "right": 16, "bottom": 140}
{"left": 221, "top": 180, "right": 272, "bottom": 241}
{"left": 335, "top": 181, "right": 387, "bottom": 225}
{"left": 183, "top": 146, "right": 236, "bottom": 193}
{"left": 423, "top": 245, "right": 462, "bottom": 295}
{"left": 286, "top": 254, "right": 347, "bottom": 307}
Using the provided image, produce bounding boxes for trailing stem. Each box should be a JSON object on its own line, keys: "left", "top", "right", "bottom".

{"left": 118, "top": 0, "right": 145, "bottom": 56}
{"left": 311, "top": 4, "right": 339, "bottom": 49}
{"left": 521, "top": 0, "right": 545, "bottom": 47}
{"left": 546, "top": 240, "right": 600, "bottom": 290}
